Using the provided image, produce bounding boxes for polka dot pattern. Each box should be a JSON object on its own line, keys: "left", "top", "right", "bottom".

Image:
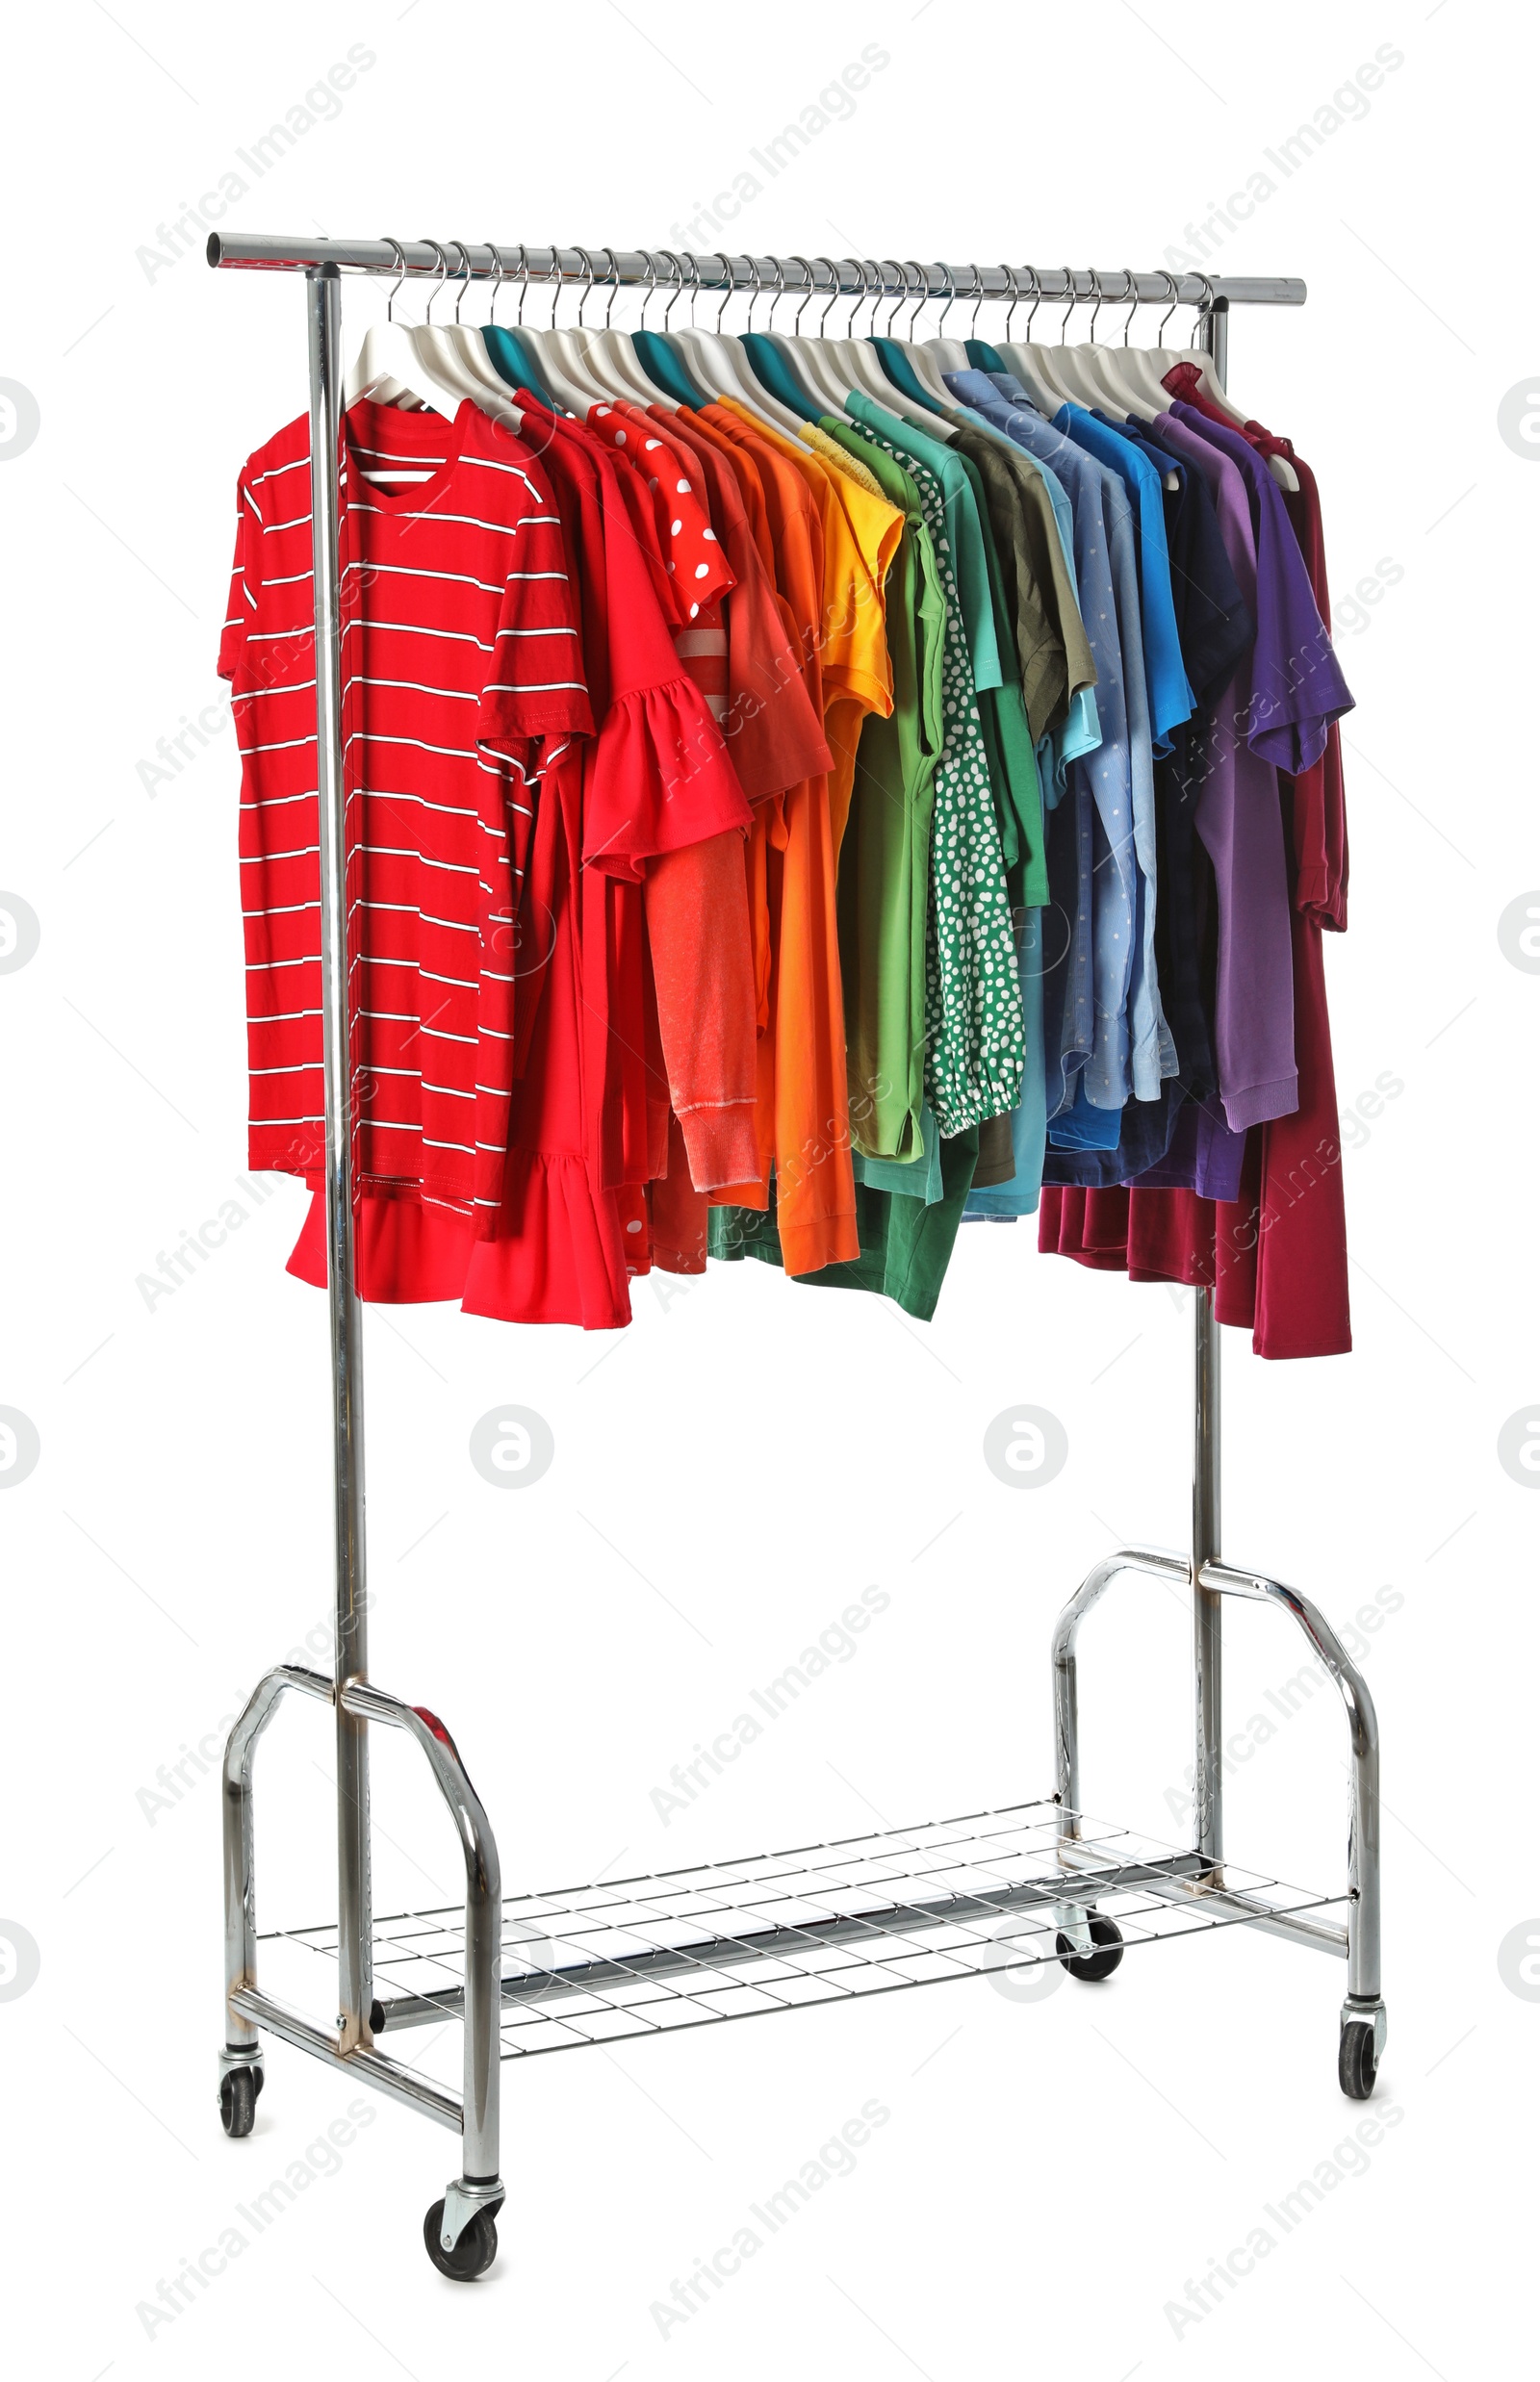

{"left": 851, "top": 423, "right": 1024, "bottom": 1136}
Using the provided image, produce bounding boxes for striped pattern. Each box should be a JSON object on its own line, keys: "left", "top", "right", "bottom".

{"left": 219, "top": 401, "right": 590, "bottom": 1216}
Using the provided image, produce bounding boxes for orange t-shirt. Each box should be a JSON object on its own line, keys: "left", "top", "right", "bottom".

{"left": 692, "top": 402, "right": 860, "bottom": 1275}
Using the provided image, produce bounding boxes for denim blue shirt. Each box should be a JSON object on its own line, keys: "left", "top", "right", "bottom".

{"left": 948, "top": 370, "right": 1174, "bottom": 1110}
{"left": 1055, "top": 403, "right": 1194, "bottom": 756}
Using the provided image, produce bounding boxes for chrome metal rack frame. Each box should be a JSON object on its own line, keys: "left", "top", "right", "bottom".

{"left": 210, "top": 238, "right": 1381, "bottom": 2280}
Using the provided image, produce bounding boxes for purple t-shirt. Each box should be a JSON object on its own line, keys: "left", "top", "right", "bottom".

{"left": 1168, "top": 400, "right": 1353, "bottom": 773}
{"left": 1150, "top": 409, "right": 1296, "bottom": 1134}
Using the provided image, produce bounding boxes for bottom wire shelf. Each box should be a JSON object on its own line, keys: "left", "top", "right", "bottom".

{"left": 260, "top": 1799, "right": 1347, "bottom": 2066}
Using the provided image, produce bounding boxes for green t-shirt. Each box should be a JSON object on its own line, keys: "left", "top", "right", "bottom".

{"left": 819, "top": 422, "right": 946, "bottom": 1165}
{"left": 845, "top": 419, "right": 1023, "bottom": 1138}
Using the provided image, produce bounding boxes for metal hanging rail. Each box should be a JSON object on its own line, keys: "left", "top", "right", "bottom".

{"left": 206, "top": 235, "right": 1303, "bottom": 314}
{"left": 210, "top": 236, "right": 1379, "bottom": 2283}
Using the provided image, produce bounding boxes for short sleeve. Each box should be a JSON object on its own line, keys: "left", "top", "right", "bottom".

{"left": 1245, "top": 479, "right": 1354, "bottom": 775}
{"left": 218, "top": 478, "right": 258, "bottom": 681}
{"left": 589, "top": 406, "right": 734, "bottom": 623}
{"left": 476, "top": 476, "right": 594, "bottom": 763}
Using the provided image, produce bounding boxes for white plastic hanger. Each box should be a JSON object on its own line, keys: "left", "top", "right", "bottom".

{"left": 1152, "top": 272, "right": 1298, "bottom": 492}
{"left": 990, "top": 268, "right": 1068, "bottom": 414}
{"left": 494, "top": 246, "right": 605, "bottom": 414}
{"left": 741, "top": 253, "right": 848, "bottom": 421}
{"left": 712, "top": 254, "right": 817, "bottom": 436}
{"left": 773, "top": 256, "right": 866, "bottom": 417}
{"left": 569, "top": 246, "right": 679, "bottom": 409}
{"left": 669, "top": 252, "right": 800, "bottom": 423}
{"left": 1034, "top": 268, "right": 1124, "bottom": 410}
{"left": 885, "top": 260, "right": 967, "bottom": 412}
{"left": 815, "top": 258, "right": 912, "bottom": 415}
{"left": 922, "top": 260, "right": 976, "bottom": 379}
{"left": 414, "top": 241, "right": 523, "bottom": 421}
{"left": 344, "top": 238, "right": 457, "bottom": 419}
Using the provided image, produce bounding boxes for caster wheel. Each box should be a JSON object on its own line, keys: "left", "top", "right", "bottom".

{"left": 1338, "top": 2018, "right": 1378, "bottom": 2101}
{"left": 218, "top": 2066, "right": 262, "bottom": 2138}
{"left": 1056, "top": 1914, "right": 1124, "bottom": 1982}
{"left": 424, "top": 2199, "right": 499, "bottom": 2281}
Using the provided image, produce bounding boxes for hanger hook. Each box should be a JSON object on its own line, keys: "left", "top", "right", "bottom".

{"left": 1021, "top": 262, "right": 1043, "bottom": 339}
{"left": 574, "top": 245, "right": 597, "bottom": 328}
{"left": 637, "top": 248, "right": 660, "bottom": 331}
{"left": 933, "top": 261, "right": 957, "bottom": 337}
{"left": 882, "top": 261, "right": 911, "bottom": 338}
{"left": 483, "top": 241, "right": 505, "bottom": 325}
{"left": 1000, "top": 264, "right": 1021, "bottom": 344}
{"left": 547, "top": 244, "right": 565, "bottom": 329}
{"left": 814, "top": 256, "right": 842, "bottom": 336}
{"left": 1194, "top": 269, "right": 1217, "bottom": 339}
{"left": 1058, "top": 266, "right": 1080, "bottom": 342}
{"left": 449, "top": 240, "right": 475, "bottom": 323}
{"left": 836, "top": 260, "right": 860, "bottom": 338}
{"left": 421, "top": 238, "right": 451, "bottom": 323}
{"left": 1116, "top": 267, "right": 1138, "bottom": 345}
{"left": 380, "top": 236, "right": 409, "bottom": 322}
{"left": 712, "top": 254, "right": 734, "bottom": 333}
{"left": 903, "top": 260, "right": 930, "bottom": 340}
{"left": 867, "top": 259, "right": 897, "bottom": 338}
{"left": 683, "top": 249, "right": 705, "bottom": 325}
{"left": 1154, "top": 268, "right": 1179, "bottom": 343}
{"left": 787, "top": 255, "right": 816, "bottom": 335}
{"left": 1088, "top": 266, "right": 1107, "bottom": 344}
{"left": 765, "top": 253, "right": 788, "bottom": 330}
{"left": 513, "top": 242, "right": 529, "bottom": 326}
{"left": 963, "top": 261, "right": 986, "bottom": 340}
{"left": 657, "top": 248, "right": 684, "bottom": 330}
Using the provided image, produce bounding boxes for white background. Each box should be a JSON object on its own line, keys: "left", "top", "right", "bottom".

{"left": 1, "top": 0, "right": 1534, "bottom": 2372}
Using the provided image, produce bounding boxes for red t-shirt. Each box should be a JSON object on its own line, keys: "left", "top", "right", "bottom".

{"left": 219, "top": 399, "right": 591, "bottom": 1225}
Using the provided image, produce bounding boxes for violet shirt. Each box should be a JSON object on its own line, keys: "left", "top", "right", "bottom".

{"left": 1167, "top": 401, "right": 1354, "bottom": 775}
{"left": 1152, "top": 409, "right": 1297, "bottom": 1133}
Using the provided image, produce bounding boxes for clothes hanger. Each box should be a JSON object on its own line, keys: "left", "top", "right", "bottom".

{"left": 816, "top": 257, "right": 909, "bottom": 412}
{"left": 480, "top": 242, "right": 560, "bottom": 410}
{"left": 566, "top": 245, "right": 676, "bottom": 409}
{"left": 989, "top": 268, "right": 1063, "bottom": 414}
{"left": 663, "top": 252, "right": 772, "bottom": 413}
{"left": 962, "top": 263, "right": 1012, "bottom": 375}
{"left": 426, "top": 241, "right": 526, "bottom": 419}
{"left": 886, "top": 261, "right": 966, "bottom": 411}
{"left": 1164, "top": 273, "right": 1298, "bottom": 490}
{"left": 711, "top": 254, "right": 813, "bottom": 435}
{"left": 629, "top": 250, "right": 711, "bottom": 407}
{"left": 736, "top": 255, "right": 823, "bottom": 421}
{"left": 399, "top": 239, "right": 514, "bottom": 412}
{"left": 1033, "top": 266, "right": 1118, "bottom": 407}
{"left": 515, "top": 249, "right": 607, "bottom": 415}
{"left": 857, "top": 259, "right": 961, "bottom": 428}
{"left": 763, "top": 256, "right": 857, "bottom": 418}
{"left": 924, "top": 259, "right": 975, "bottom": 375}
{"left": 998, "top": 269, "right": 1086, "bottom": 408}
{"left": 1064, "top": 268, "right": 1155, "bottom": 410}
{"left": 344, "top": 236, "right": 456, "bottom": 417}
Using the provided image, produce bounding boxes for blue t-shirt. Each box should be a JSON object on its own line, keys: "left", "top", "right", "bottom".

{"left": 951, "top": 371, "right": 1173, "bottom": 1112}
{"left": 1056, "top": 403, "right": 1194, "bottom": 756}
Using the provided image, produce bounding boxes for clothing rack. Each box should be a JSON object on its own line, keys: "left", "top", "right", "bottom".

{"left": 210, "top": 238, "right": 1381, "bottom": 2280}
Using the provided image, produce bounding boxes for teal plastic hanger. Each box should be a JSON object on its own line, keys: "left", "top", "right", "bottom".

{"left": 966, "top": 338, "right": 1007, "bottom": 374}
{"left": 631, "top": 327, "right": 708, "bottom": 408}
{"left": 870, "top": 336, "right": 950, "bottom": 419}
{"left": 482, "top": 324, "right": 557, "bottom": 413}
{"left": 739, "top": 331, "right": 821, "bottom": 423}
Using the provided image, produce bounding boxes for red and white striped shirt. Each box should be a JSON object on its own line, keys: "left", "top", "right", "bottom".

{"left": 218, "top": 400, "right": 592, "bottom": 1222}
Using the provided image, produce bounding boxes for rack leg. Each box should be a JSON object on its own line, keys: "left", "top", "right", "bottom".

{"left": 304, "top": 262, "right": 374, "bottom": 2052}
{"left": 1192, "top": 1287, "right": 1223, "bottom": 1879}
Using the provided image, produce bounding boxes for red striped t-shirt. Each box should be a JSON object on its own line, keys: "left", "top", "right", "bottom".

{"left": 218, "top": 399, "right": 593, "bottom": 1223}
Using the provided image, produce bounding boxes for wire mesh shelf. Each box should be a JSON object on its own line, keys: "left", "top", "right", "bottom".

{"left": 260, "top": 1798, "right": 1347, "bottom": 2065}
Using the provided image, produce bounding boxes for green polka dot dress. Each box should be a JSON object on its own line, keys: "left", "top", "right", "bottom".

{"left": 852, "top": 424, "right": 1024, "bottom": 1137}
